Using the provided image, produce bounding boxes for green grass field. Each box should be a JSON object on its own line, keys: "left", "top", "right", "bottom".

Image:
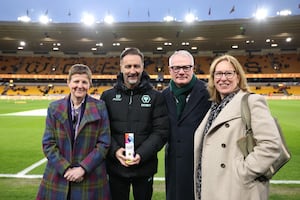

{"left": 0, "top": 99, "right": 299, "bottom": 199}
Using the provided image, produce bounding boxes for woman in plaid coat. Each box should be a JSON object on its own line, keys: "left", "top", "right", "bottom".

{"left": 36, "top": 64, "right": 111, "bottom": 200}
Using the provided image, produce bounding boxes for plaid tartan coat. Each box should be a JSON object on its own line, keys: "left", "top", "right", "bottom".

{"left": 36, "top": 95, "right": 111, "bottom": 200}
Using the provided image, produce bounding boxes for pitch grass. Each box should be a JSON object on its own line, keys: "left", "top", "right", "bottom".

{"left": 0, "top": 178, "right": 300, "bottom": 200}
{"left": 0, "top": 99, "right": 299, "bottom": 199}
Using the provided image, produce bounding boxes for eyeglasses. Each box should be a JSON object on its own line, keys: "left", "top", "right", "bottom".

{"left": 170, "top": 65, "right": 193, "bottom": 73}
{"left": 214, "top": 70, "right": 236, "bottom": 79}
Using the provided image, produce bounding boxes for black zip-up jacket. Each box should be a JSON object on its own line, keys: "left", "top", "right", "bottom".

{"left": 100, "top": 72, "right": 169, "bottom": 177}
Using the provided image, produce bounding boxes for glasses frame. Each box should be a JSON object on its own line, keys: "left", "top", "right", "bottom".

{"left": 170, "top": 65, "right": 193, "bottom": 73}
{"left": 214, "top": 70, "right": 236, "bottom": 79}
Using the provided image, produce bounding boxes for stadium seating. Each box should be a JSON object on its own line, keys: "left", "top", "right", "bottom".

{"left": 1, "top": 53, "right": 300, "bottom": 75}
{"left": 0, "top": 53, "right": 299, "bottom": 96}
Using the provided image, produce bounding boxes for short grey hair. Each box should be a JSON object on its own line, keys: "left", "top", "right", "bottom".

{"left": 68, "top": 64, "right": 92, "bottom": 85}
{"left": 168, "top": 50, "right": 194, "bottom": 66}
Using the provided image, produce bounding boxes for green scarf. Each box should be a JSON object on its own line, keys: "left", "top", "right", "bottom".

{"left": 170, "top": 74, "right": 197, "bottom": 118}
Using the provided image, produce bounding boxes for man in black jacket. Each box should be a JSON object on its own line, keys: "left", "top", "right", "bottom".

{"left": 100, "top": 47, "right": 169, "bottom": 200}
{"left": 163, "top": 50, "right": 211, "bottom": 200}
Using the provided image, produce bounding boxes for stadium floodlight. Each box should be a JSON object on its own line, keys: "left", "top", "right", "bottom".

{"left": 254, "top": 8, "right": 268, "bottom": 20}
{"left": 39, "top": 15, "right": 52, "bottom": 24}
{"left": 104, "top": 15, "right": 114, "bottom": 24}
{"left": 17, "top": 15, "right": 31, "bottom": 23}
{"left": 184, "top": 13, "right": 197, "bottom": 23}
{"left": 17, "top": 41, "right": 26, "bottom": 50}
{"left": 181, "top": 42, "right": 190, "bottom": 46}
{"left": 20, "top": 41, "right": 26, "bottom": 46}
{"left": 81, "top": 13, "right": 95, "bottom": 26}
{"left": 277, "top": 9, "right": 292, "bottom": 16}
{"left": 163, "top": 15, "right": 175, "bottom": 22}
{"left": 286, "top": 37, "right": 292, "bottom": 42}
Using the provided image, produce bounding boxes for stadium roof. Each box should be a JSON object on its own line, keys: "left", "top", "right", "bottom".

{"left": 1, "top": 0, "right": 300, "bottom": 23}
{"left": 0, "top": 15, "right": 300, "bottom": 56}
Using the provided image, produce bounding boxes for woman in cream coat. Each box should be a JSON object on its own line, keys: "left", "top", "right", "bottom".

{"left": 194, "top": 55, "right": 281, "bottom": 200}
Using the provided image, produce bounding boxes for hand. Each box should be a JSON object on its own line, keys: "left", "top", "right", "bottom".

{"left": 115, "top": 148, "right": 129, "bottom": 167}
{"left": 126, "top": 153, "right": 141, "bottom": 166}
{"left": 64, "top": 166, "right": 85, "bottom": 182}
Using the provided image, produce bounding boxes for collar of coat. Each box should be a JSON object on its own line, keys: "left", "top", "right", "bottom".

{"left": 52, "top": 95, "right": 102, "bottom": 131}
{"left": 114, "top": 71, "right": 153, "bottom": 94}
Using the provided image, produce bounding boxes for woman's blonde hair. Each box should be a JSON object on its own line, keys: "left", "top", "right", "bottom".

{"left": 207, "top": 54, "right": 250, "bottom": 103}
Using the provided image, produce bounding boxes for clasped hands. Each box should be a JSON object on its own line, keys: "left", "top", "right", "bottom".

{"left": 115, "top": 147, "right": 141, "bottom": 167}
{"left": 64, "top": 166, "right": 85, "bottom": 183}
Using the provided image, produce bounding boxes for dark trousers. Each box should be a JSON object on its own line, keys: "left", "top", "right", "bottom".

{"left": 109, "top": 174, "right": 153, "bottom": 200}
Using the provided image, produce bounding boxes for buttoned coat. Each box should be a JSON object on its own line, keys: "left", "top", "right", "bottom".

{"left": 163, "top": 79, "right": 211, "bottom": 200}
{"left": 36, "top": 95, "right": 111, "bottom": 200}
{"left": 194, "top": 91, "right": 281, "bottom": 200}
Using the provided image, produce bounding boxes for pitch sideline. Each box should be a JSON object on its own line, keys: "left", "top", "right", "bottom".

{"left": 0, "top": 157, "right": 299, "bottom": 184}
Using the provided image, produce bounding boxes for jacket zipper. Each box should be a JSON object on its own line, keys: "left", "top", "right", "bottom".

{"left": 129, "top": 90, "right": 133, "bottom": 105}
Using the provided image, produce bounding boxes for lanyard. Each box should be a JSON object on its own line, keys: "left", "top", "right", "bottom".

{"left": 70, "top": 99, "right": 84, "bottom": 139}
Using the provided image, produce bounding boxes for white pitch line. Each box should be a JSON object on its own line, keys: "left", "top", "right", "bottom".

{"left": 17, "top": 158, "right": 47, "bottom": 176}
{"left": 0, "top": 172, "right": 299, "bottom": 185}
{"left": 270, "top": 180, "right": 300, "bottom": 184}
{"left": 154, "top": 177, "right": 165, "bottom": 181}
{"left": 0, "top": 174, "right": 42, "bottom": 178}
{"left": 0, "top": 109, "right": 47, "bottom": 116}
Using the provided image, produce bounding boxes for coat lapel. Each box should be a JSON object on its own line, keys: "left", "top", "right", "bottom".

{"left": 164, "top": 88, "right": 177, "bottom": 117}
{"left": 206, "top": 91, "right": 245, "bottom": 135}
{"left": 77, "top": 96, "right": 101, "bottom": 135}
{"left": 53, "top": 97, "right": 73, "bottom": 141}
{"left": 178, "top": 83, "right": 203, "bottom": 123}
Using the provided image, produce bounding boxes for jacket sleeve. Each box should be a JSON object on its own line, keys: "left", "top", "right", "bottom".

{"left": 100, "top": 91, "right": 121, "bottom": 161}
{"left": 135, "top": 92, "right": 169, "bottom": 163}
{"left": 239, "top": 94, "right": 281, "bottom": 180}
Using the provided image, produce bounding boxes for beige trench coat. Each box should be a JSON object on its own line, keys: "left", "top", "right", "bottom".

{"left": 194, "top": 91, "right": 281, "bottom": 200}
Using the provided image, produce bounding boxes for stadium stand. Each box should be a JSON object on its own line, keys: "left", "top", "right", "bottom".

{"left": 1, "top": 53, "right": 300, "bottom": 75}
{"left": 0, "top": 53, "right": 300, "bottom": 97}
